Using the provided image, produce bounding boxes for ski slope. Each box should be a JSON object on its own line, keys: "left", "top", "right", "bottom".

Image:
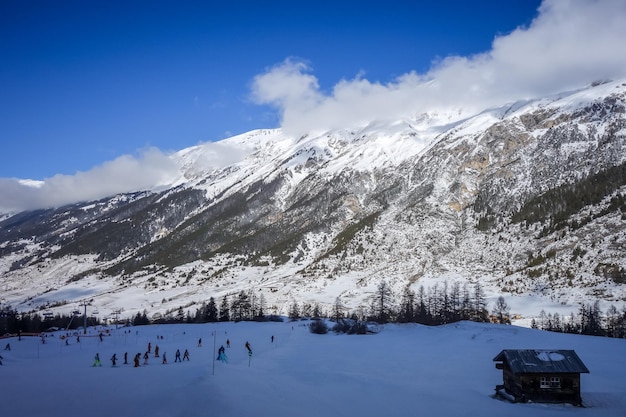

{"left": 1, "top": 320, "right": 625, "bottom": 417}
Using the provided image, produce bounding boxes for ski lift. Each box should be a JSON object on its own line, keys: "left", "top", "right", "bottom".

{"left": 43, "top": 311, "right": 54, "bottom": 319}
{"left": 92, "top": 310, "right": 99, "bottom": 315}
{"left": 72, "top": 310, "right": 81, "bottom": 316}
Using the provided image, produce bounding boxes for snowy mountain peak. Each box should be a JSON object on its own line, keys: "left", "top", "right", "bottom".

{"left": 1, "top": 79, "right": 626, "bottom": 322}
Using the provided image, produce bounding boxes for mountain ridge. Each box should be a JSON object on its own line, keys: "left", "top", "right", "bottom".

{"left": 1, "top": 79, "right": 625, "bottom": 322}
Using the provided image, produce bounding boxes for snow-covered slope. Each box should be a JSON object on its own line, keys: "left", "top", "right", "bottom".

{"left": 1, "top": 79, "right": 626, "bottom": 322}
{"left": 1, "top": 320, "right": 625, "bottom": 417}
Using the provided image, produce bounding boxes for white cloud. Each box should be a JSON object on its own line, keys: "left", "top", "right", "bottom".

{"left": 176, "top": 141, "right": 247, "bottom": 177}
{"left": 0, "top": 148, "right": 180, "bottom": 213}
{"left": 251, "top": 0, "right": 626, "bottom": 137}
{"left": 3, "top": 0, "right": 625, "bottom": 215}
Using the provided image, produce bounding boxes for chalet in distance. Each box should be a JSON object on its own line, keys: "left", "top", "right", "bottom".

{"left": 493, "top": 349, "right": 590, "bottom": 405}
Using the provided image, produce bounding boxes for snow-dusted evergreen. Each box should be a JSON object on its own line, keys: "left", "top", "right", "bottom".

{"left": 1, "top": 79, "right": 626, "bottom": 322}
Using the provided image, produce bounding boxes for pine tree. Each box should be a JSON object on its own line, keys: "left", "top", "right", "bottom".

{"left": 606, "top": 304, "right": 619, "bottom": 337}
{"left": 440, "top": 281, "right": 451, "bottom": 324}
{"left": 398, "top": 285, "right": 415, "bottom": 323}
{"left": 460, "top": 283, "right": 472, "bottom": 321}
{"left": 312, "top": 303, "right": 322, "bottom": 319}
{"left": 471, "top": 282, "right": 489, "bottom": 322}
{"left": 133, "top": 310, "right": 150, "bottom": 326}
{"left": 375, "top": 280, "right": 394, "bottom": 323}
{"left": 448, "top": 281, "right": 462, "bottom": 322}
{"left": 300, "top": 303, "right": 312, "bottom": 319}
{"left": 539, "top": 310, "right": 547, "bottom": 330}
{"left": 206, "top": 297, "right": 218, "bottom": 322}
{"left": 232, "top": 291, "right": 251, "bottom": 321}
{"left": 218, "top": 296, "right": 230, "bottom": 322}
{"left": 332, "top": 296, "right": 344, "bottom": 322}
{"left": 552, "top": 312, "right": 562, "bottom": 332}
{"left": 429, "top": 283, "right": 440, "bottom": 323}
{"left": 176, "top": 307, "right": 185, "bottom": 322}
{"left": 193, "top": 302, "right": 206, "bottom": 323}
{"left": 288, "top": 302, "right": 300, "bottom": 321}
{"left": 579, "top": 301, "right": 604, "bottom": 336}
{"left": 255, "top": 294, "right": 266, "bottom": 320}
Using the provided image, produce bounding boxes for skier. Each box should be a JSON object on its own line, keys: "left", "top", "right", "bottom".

{"left": 198, "top": 338, "right": 202, "bottom": 347}
{"left": 245, "top": 341, "right": 252, "bottom": 355}
{"left": 4, "top": 343, "right": 10, "bottom": 351}
{"left": 183, "top": 349, "right": 190, "bottom": 361}
{"left": 0, "top": 354, "right": 3, "bottom": 365}
{"left": 175, "top": 349, "right": 181, "bottom": 363}
{"left": 147, "top": 342, "right": 151, "bottom": 354}
{"left": 162, "top": 352, "right": 167, "bottom": 364}
{"left": 271, "top": 335, "right": 274, "bottom": 343}
{"left": 154, "top": 345, "right": 159, "bottom": 358}
{"left": 124, "top": 352, "right": 128, "bottom": 365}
{"left": 93, "top": 353, "right": 102, "bottom": 367}
{"left": 226, "top": 339, "right": 230, "bottom": 348}
{"left": 111, "top": 353, "right": 117, "bottom": 366}
{"left": 99, "top": 333, "right": 103, "bottom": 342}
{"left": 133, "top": 353, "right": 140, "bottom": 367}
{"left": 143, "top": 351, "right": 149, "bottom": 365}
{"left": 217, "top": 345, "right": 228, "bottom": 363}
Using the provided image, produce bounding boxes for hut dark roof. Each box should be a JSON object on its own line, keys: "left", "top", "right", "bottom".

{"left": 493, "top": 349, "right": 590, "bottom": 374}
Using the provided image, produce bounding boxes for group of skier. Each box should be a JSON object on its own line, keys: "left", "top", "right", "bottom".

{"left": 1, "top": 333, "right": 274, "bottom": 368}
{"left": 89, "top": 333, "right": 253, "bottom": 368}
{"left": 92, "top": 340, "right": 192, "bottom": 368}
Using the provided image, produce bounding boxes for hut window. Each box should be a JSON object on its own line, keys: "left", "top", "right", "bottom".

{"left": 540, "top": 376, "right": 561, "bottom": 388}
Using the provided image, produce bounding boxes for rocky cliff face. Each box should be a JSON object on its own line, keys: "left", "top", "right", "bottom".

{"left": 1, "top": 80, "right": 625, "bottom": 319}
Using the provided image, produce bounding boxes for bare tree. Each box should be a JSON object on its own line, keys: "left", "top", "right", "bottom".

{"left": 491, "top": 296, "right": 511, "bottom": 324}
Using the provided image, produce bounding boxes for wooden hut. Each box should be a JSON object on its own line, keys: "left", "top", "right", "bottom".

{"left": 493, "top": 349, "right": 589, "bottom": 405}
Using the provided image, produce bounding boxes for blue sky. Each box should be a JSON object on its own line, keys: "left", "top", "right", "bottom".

{"left": 1, "top": 0, "right": 542, "bottom": 180}
{"left": 2, "top": 0, "right": 626, "bottom": 213}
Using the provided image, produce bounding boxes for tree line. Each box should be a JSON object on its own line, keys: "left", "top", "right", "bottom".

{"left": 0, "top": 282, "right": 498, "bottom": 334}
{"left": 531, "top": 300, "right": 626, "bottom": 338}
{"left": 295, "top": 281, "right": 508, "bottom": 326}
{"left": 0, "top": 307, "right": 102, "bottom": 335}
{"left": 139, "top": 281, "right": 503, "bottom": 328}
{"left": 4, "top": 282, "right": 626, "bottom": 339}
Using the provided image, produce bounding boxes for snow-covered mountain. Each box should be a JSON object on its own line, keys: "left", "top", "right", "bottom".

{"left": 1, "top": 79, "right": 626, "bottom": 322}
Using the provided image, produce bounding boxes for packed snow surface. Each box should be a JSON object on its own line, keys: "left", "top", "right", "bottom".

{"left": 1, "top": 320, "right": 625, "bottom": 417}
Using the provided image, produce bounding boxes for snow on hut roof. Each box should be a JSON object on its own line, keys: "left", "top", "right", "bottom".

{"left": 493, "top": 349, "right": 590, "bottom": 374}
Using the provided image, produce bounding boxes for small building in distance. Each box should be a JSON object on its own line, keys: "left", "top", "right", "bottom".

{"left": 493, "top": 349, "right": 590, "bottom": 405}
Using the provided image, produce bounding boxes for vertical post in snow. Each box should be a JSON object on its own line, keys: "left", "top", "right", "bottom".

{"left": 212, "top": 330, "right": 216, "bottom": 376}
{"left": 79, "top": 301, "right": 89, "bottom": 335}
{"left": 248, "top": 350, "right": 252, "bottom": 367}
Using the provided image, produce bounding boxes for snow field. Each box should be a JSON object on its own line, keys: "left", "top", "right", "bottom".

{"left": 1, "top": 320, "right": 625, "bottom": 417}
